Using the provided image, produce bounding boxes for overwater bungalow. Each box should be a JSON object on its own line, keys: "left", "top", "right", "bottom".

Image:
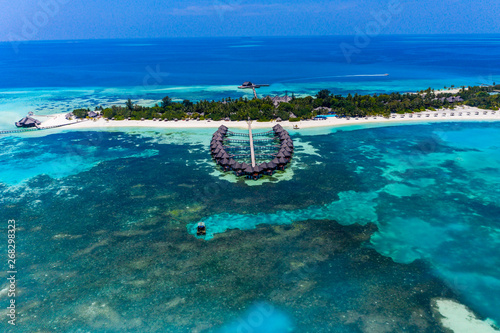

{"left": 15, "top": 116, "right": 41, "bottom": 128}
{"left": 211, "top": 125, "right": 293, "bottom": 179}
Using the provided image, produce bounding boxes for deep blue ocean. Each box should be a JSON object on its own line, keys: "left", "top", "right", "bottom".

{"left": 1, "top": 34, "right": 500, "bottom": 129}
{"left": 1, "top": 35, "right": 500, "bottom": 332}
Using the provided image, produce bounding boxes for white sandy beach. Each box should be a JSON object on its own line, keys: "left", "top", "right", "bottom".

{"left": 35, "top": 105, "right": 500, "bottom": 132}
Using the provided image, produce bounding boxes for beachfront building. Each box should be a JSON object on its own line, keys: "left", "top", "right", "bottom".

{"left": 265, "top": 95, "right": 293, "bottom": 107}
{"left": 15, "top": 116, "right": 41, "bottom": 128}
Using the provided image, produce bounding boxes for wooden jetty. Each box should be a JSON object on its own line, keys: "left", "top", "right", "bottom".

{"left": 248, "top": 120, "right": 256, "bottom": 167}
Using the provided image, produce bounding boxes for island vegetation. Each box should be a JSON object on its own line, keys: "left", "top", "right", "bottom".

{"left": 71, "top": 84, "right": 500, "bottom": 121}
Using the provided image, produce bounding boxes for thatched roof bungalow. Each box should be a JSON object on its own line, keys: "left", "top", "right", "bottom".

{"left": 15, "top": 116, "right": 41, "bottom": 128}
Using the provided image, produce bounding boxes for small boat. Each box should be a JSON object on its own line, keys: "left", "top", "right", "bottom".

{"left": 196, "top": 222, "right": 206, "bottom": 236}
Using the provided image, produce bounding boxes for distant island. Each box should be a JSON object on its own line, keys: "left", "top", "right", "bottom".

{"left": 69, "top": 84, "right": 500, "bottom": 122}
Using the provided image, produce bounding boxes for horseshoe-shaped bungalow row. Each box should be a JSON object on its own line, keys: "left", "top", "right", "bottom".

{"left": 210, "top": 124, "right": 294, "bottom": 180}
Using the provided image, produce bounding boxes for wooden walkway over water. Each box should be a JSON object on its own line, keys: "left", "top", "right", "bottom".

{"left": 228, "top": 130, "right": 273, "bottom": 137}
{"left": 248, "top": 121, "right": 256, "bottom": 167}
{"left": 0, "top": 122, "right": 79, "bottom": 135}
{"left": 223, "top": 121, "right": 279, "bottom": 166}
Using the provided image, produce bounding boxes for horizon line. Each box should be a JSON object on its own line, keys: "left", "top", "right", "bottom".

{"left": 2, "top": 32, "right": 500, "bottom": 43}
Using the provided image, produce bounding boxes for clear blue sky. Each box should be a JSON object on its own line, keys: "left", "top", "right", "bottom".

{"left": 2, "top": 0, "right": 499, "bottom": 41}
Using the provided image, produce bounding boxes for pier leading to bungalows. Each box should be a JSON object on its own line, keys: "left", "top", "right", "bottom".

{"left": 247, "top": 120, "right": 256, "bottom": 167}
{"left": 210, "top": 123, "right": 294, "bottom": 180}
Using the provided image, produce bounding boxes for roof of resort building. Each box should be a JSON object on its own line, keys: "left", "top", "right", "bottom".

{"left": 15, "top": 116, "right": 41, "bottom": 128}
{"left": 434, "top": 96, "right": 464, "bottom": 103}
{"left": 265, "top": 95, "right": 293, "bottom": 107}
{"left": 313, "top": 107, "right": 332, "bottom": 112}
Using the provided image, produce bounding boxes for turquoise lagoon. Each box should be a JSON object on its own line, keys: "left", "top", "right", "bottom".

{"left": 0, "top": 121, "right": 499, "bottom": 332}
